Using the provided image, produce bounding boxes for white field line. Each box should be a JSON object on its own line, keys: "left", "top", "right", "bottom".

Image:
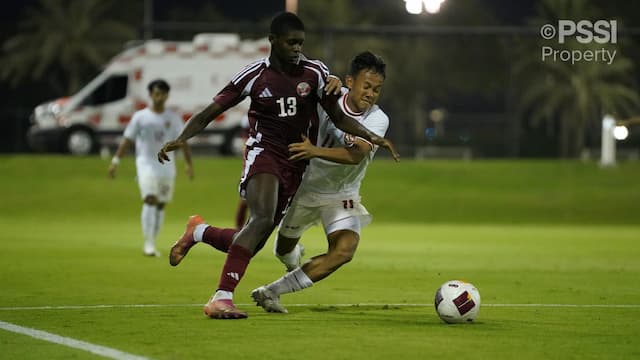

{"left": 0, "top": 303, "right": 639, "bottom": 311}
{"left": 0, "top": 320, "right": 151, "bottom": 360}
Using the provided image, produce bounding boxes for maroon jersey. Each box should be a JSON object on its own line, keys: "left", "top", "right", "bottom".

{"left": 214, "top": 56, "right": 333, "bottom": 172}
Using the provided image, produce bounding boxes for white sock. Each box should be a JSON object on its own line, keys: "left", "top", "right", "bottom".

{"left": 275, "top": 244, "right": 302, "bottom": 271}
{"left": 267, "top": 267, "right": 313, "bottom": 296}
{"left": 193, "top": 223, "right": 209, "bottom": 243}
{"left": 153, "top": 209, "right": 164, "bottom": 239}
{"left": 212, "top": 290, "right": 233, "bottom": 301}
{"left": 141, "top": 204, "right": 158, "bottom": 250}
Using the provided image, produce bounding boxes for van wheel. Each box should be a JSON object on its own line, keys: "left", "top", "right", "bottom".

{"left": 65, "top": 128, "right": 95, "bottom": 155}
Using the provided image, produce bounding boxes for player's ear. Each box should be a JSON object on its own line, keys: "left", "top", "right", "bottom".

{"left": 345, "top": 75, "right": 354, "bottom": 89}
{"left": 268, "top": 34, "right": 276, "bottom": 44}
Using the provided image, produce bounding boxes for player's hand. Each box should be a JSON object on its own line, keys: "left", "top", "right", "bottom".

{"left": 185, "top": 164, "right": 194, "bottom": 180}
{"left": 157, "top": 140, "right": 184, "bottom": 164}
{"left": 288, "top": 134, "right": 317, "bottom": 161}
{"left": 371, "top": 136, "right": 400, "bottom": 162}
{"left": 107, "top": 164, "right": 117, "bottom": 179}
{"left": 324, "top": 75, "right": 342, "bottom": 95}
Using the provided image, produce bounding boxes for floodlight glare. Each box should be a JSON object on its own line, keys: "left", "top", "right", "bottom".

{"left": 405, "top": 0, "right": 423, "bottom": 14}
{"left": 423, "top": 0, "right": 443, "bottom": 13}
{"left": 613, "top": 125, "right": 629, "bottom": 140}
{"left": 405, "top": 0, "right": 446, "bottom": 14}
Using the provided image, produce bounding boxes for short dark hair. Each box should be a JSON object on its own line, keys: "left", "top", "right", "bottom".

{"left": 270, "top": 12, "right": 305, "bottom": 35}
{"left": 147, "top": 79, "right": 170, "bottom": 93}
{"left": 348, "top": 51, "right": 386, "bottom": 79}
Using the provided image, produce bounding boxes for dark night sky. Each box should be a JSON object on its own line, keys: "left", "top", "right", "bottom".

{"left": 1, "top": 0, "right": 284, "bottom": 21}
{"left": 1, "top": 0, "right": 537, "bottom": 25}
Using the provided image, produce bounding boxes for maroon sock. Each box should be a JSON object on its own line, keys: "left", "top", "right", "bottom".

{"left": 202, "top": 226, "right": 236, "bottom": 253}
{"left": 235, "top": 200, "right": 248, "bottom": 230}
{"left": 217, "top": 244, "right": 253, "bottom": 292}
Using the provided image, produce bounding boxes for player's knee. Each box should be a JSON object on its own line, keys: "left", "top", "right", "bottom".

{"left": 275, "top": 234, "right": 299, "bottom": 256}
{"left": 331, "top": 247, "right": 355, "bottom": 266}
{"left": 144, "top": 196, "right": 158, "bottom": 205}
{"left": 246, "top": 213, "right": 276, "bottom": 236}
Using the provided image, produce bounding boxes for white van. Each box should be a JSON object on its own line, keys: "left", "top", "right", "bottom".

{"left": 28, "top": 33, "right": 268, "bottom": 155}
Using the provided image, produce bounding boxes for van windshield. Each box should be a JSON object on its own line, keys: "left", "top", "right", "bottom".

{"left": 80, "top": 75, "right": 128, "bottom": 106}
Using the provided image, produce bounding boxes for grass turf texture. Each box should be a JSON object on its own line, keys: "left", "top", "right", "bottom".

{"left": 1, "top": 156, "right": 639, "bottom": 359}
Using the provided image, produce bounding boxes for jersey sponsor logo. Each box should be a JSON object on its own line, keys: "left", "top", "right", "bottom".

{"left": 296, "top": 82, "right": 311, "bottom": 97}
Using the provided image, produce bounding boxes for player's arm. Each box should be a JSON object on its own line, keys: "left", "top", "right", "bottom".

{"left": 158, "top": 101, "right": 226, "bottom": 163}
{"left": 289, "top": 134, "right": 370, "bottom": 164}
{"left": 108, "top": 137, "right": 132, "bottom": 178}
{"left": 320, "top": 99, "right": 399, "bottom": 161}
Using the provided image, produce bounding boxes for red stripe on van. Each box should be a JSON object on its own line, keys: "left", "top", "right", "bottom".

{"left": 119, "top": 115, "right": 131, "bottom": 125}
{"left": 89, "top": 114, "right": 101, "bottom": 125}
{"left": 135, "top": 100, "right": 147, "bottom": 110}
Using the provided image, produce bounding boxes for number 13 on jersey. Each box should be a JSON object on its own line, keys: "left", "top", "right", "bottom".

{"left": 277, "top": 97, "right": 297, "bottom": 117}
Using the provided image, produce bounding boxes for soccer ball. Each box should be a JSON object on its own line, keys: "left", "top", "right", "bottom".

{"left": 434, "top": 280, "right": 481, "bottom": 323}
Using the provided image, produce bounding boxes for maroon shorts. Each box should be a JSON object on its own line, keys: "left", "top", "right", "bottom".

{"left": 239, "top": 146, "right": 306, "bottom": 224}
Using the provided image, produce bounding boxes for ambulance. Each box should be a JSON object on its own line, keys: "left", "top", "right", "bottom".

{"left": 28, "top": 33, "right": 269, "bottom": 155}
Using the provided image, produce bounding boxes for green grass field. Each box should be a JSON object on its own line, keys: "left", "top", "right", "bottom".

{"left": 1, "top": 156, "right": 639, "bottom": 359}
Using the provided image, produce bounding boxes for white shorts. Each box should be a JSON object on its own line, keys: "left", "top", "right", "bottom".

{"left": 279, "top": 197, "right": 372, "bottom": 239}
{"left": 137, "top": 175, "right": 175, "bottom": 203}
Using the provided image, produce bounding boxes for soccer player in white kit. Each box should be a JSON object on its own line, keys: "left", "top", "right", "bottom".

{"left": 251, "top": 51, "right": 388, "bottom": 313}
{"left": 108, "top": 79, "right": 193, "bottom": 256}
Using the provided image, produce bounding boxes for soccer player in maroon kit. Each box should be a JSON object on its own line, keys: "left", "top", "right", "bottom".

{"left": 158, "top": 12, "right": 399, "bottom": 319}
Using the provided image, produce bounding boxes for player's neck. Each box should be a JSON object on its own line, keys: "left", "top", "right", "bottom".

{"left": 269, "top": 55, "right": 297, "bottom": 74}
{"left": 151, "top": 104, "right": 165, "bottom": 114}
{"left": 345, "top": 94, "right": 365, "bottom": 114}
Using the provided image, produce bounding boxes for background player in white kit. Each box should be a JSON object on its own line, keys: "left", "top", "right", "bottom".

{"left": 251, "top": 51, "right": 388, "bottom": 313}
{"left": 108, "top": 79, "right": 193, "bottom": 256}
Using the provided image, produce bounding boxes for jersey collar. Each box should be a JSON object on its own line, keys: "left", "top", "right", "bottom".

{"left": 342, "top": 93, "right": 365, "bottom": 118}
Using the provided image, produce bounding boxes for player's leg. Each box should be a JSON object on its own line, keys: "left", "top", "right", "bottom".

{"left": 252, "top": 227, "right": 359, "bottom": 313}
{"left": 137, "top": 174, "right": 162, "bottom": 256}
{"left": 204, "top": 173, "right": 280, "bottom": 319}
{"left": 235, "top": 198, "right": 248, "bottom": 230}
{"left": 153, "top": 202, "right": 165, "bottom": 241}
{"left": 169, "top": 214, "right": 238, "bottom": 266}
{"left": 303, "top": 228, "right": 359, "bottom": 281}
{"left": 253, "top": 202, "right": 370, "bottom": 313}
{"left": 141, "top": 195, "right": 160, "bottom": 256}
{"left": 274, "top": 233, "right": 304, "bottom": 271}
{"left": 152, "top": 177, "right": 173, "bottom": 243}
{"left": 273, "top": 200, "right": 315, "bottom": 271}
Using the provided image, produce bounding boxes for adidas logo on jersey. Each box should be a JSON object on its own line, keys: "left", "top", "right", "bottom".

{"left": 226, "top": 272, "right": 240, "bottom": 280}
{"left": 259, "top": 87, "right": 273, "bottom": 98}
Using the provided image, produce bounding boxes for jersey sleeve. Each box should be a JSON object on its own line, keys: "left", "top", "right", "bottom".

{"left": 123, "top": 112, "right": 140, "bottom": 140}
{"left": 213, "top": 60, "right": 265, "bottom": 110}
{"left": 302, "top": 58, "right": 331, "bottom": 100}
{"left": 212, "top": 82, "right": 246, "bottom": 110}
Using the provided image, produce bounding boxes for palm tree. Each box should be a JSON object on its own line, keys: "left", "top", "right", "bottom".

{"left": 512, "top": 0, "right": 640, "bottom": 157}
{"left": 1, "top": 0, "right": 135, "bottom": 94}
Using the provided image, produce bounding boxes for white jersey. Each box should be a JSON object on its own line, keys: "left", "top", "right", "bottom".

{"left": 295, "top": 90, "right": 389, "bottom": 206}
{"left": 123, "top": 108, "right": 183, "bottom": 178}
